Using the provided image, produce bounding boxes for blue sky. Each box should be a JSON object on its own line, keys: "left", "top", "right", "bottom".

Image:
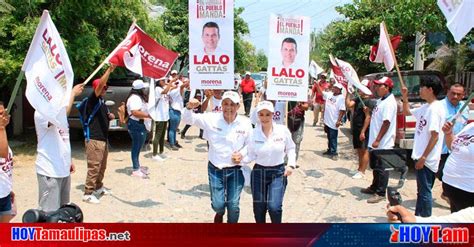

{"left": 234, "top": 0, "right": 353, "bottom": 55}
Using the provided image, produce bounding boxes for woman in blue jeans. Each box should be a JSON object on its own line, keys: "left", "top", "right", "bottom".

{"left": 126, "top": 80, "right": 151, "bottom": 178}
{"left": 245, "top": 101, "right": 296, "bottom": 223}
{"left": 167, "top": 74, "right": 188, "bottom": 150}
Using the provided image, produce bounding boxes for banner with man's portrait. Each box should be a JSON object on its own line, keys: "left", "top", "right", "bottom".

{"left": 266, "top": 14, "right": 310, "bottom": 102}
{"left": 189, "top": 0, "right": 234, "bottom": 89}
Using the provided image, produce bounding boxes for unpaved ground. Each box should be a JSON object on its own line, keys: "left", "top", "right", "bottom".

{"left": 10, "top": 113, "right": 450, "bottom": 223}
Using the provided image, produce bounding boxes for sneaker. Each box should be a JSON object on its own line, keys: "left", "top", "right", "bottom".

{"left": 175, "top": 143, "right": 183, "bottom": 148}
{"left": 214, "top": 213, "right": 223, "bottom": 223}
{"left": 83, "top": 194, "right": 100, "bottom": 204}
{"left": 95, "top": 187, "right": 112, "bottom": 196}
{"left": 349, "top": 169, "right": 359, "bottom": 175}
{"left": 360, "top": 187, "right": 376, "bottom": 195}
{"left": 131, "top": 170, "right": 149, "bottom": 179}
{"left": 159, "top": 153, "right": 167, "bottom": 159}
{"left": 152, "top": 155, "right": 165, "bottom": 161}
{"left": 170, "top": 145, "right": 179, "bottom": 151}
{"left": 322, "top": 151, "right": 331, "bottom": 155}
{"left": 180, "top": 133, "right": 185, "bottom": 139}
{"left": 140, "top": 166, "right": 150, "bottom": 175}
{"left": 352, "top": 172, "right": 365, "bottom": 179}
{"left": 367, "top": 194, "right": 385, "bottom": 203}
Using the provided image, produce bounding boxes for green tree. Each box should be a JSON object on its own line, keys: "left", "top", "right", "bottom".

{"left": 0, "top": 0, "right": 171, "bottom": 89}
{"left": 255, "top": 49, "right": 267, "bottom": 72}
{"left": 311, "top": 0, "right": 473, "bottom": 76}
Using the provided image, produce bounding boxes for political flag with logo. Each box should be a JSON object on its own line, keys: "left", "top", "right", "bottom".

{"left": 329, "top": 55, "right": 371, "bottom": 95}
{"left": 23, "top": 10, "right": 74, "bottom": 129}
{"left": 109, "top": 24, "right": 178, "bottom": 79}
{"left": 437, "top": 0, "right": 474, "bottom": 43}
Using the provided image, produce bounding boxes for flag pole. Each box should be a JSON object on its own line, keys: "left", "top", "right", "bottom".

{"left": 6, "top": 71, "right": 25, "bottom": 115}
{"left": 330, "top": 54, "right": 366, "bottom": 108}
{"left": 381, "top": 21, "right": 406, "bottom": 89}
{"left": 451, "top": 92, "right": 474, "bottom": 124}
{"left": 81, "top": 28, "right": 138, "bottom": 85}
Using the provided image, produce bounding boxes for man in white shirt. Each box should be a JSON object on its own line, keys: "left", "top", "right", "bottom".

{"left": 402, "top": 80, "right": 445, "bottom": 217}
{"left": 361, "top": 77, "right": 398, "bottom": 203}
{"left": 183, "top": 91, "right": 252, "bottom": 223}
{"left": 322, "top": 83, "right": 346, "bottom": 156}
{"left": 34, "top": 84, "right": 84, "bottom": 212}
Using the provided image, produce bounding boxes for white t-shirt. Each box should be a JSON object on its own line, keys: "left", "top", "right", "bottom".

{"left": 210, "top": 97, "right": 222, "bottom": 113}
{"left": 127, "top": 94, "right": 148, "bottom": 122}
{"left": 182, "top": 110, "right": 252, "bottom": 169}
{"left": 34, "top": 111, "right": 71, "bottom": 178}
{"left": 245, "top": 123, "right": 296, "bottom": 168}
{"left": 169, "top": 81, "right": 184, "bottom": 111}
{"left": 323, "top": 92, "right": 346, "bottom": 130}
{"left": 250, "top": 101, "right": 286, "bottom": 125}
{"left": 442, "top": 123, "right": 474, "bottom": 192}
{"left": 152, "top": 87, "right": 170, "bottom": 122}
{"left": 410, "top": 100, "right": 446, "bottom": 173}
{"left": 368, "top": 94, "right": 397, "bottom": 149}
{"left": 0, "top": 147, "right": 13, "bottom": 198}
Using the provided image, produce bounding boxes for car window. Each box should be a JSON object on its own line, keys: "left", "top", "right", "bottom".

{"left": 391, "top": 74, "right": 445, "bottom": 99}
{"left": 251, "top": 74, "right": 262, "bottom": 80}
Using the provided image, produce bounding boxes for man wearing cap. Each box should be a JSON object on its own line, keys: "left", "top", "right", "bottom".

{"left": 311, "top": 73, "right": 329, "bottom": 126}
{"left": 360, "top": 77, "right": 397, "bottom": 203}
{"left": 240, "top": 72, "right": 256, "bottom": 116}
{"left": 82, "top": 64, "right": 116, "bottom": 204}
{"left": 183, "top": 91, "right": 252, "bottom": 223}
{"left": 322, "top": 83, "right": 346, "bottom": 157}
{"left": 401, "top": 79, "right": 445, "bottom": 217}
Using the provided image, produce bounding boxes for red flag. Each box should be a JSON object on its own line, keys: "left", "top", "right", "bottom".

{"left": 369, "top": 23, "right": 401, "bottom": 71}
{"left": 109, "top": 24, "right": 178, "bottom": 78}
{"left": 329, "top": 55, "right": 348, "bottom": 88}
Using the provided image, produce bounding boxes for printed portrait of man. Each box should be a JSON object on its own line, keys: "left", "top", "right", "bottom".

{"left": 202, "top": 21, "right": 220, "bottom": 55}
{"left": 280, "top": 37, "right": 297, "bottom": 68}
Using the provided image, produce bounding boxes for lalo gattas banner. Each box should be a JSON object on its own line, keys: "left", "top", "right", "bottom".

{"left": 189, "top": 0, "right": 234, "bottom": 89}
{"left": 266, "top": 14, "right": 310, "bottom": 102}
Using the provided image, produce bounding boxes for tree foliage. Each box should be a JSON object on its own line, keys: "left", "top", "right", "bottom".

{"left": 0, "top": 0, "right": 170, "bottom": 89}
{"left": 311, "top": 0, "right": 473, "bottom": 76}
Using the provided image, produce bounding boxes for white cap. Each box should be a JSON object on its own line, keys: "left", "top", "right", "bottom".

{"left": 132, "top": 79, "right": 145, "bottom": 90}
{"left": 170, "top": 70, "right": 178, "bottom": 75}
{"left": 222, "top": 91, "right": 240, "bottom": 104}
{"left": 245, "top": 71, "right": 251, "bottom": 76}
{"left": 256, "top": 101, "right": 274, "bottom": 113}
{"left": 334, "top": 83, "right": 344, "bottom": 89}
{"left": 360, "top": 79, "right": 370, "bottom": 87}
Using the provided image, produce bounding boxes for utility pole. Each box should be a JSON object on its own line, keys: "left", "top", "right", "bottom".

{"left": 414, "top": 32, "right": 425, "bottom": 70}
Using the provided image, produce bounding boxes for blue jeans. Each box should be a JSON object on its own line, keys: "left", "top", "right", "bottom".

{"left": 127, "top": 119, "right": 147, "bottom": 171}
{"left": 325, "top": 125, "right": 338, "bottom": 154}
{"left": 208, "top": 162, "right": 244, "bottom": 223}
{"left": 415, "top": 165, "right": 436, "bottom": 217}
{"left": 168, "top": 109, "right": 181, "bottom": 146}
{"left": 251, "top": 164, "right": 287, "bottom": 223}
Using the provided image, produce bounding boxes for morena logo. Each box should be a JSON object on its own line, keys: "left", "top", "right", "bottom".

{"left": 277, "top": 91, "right": 297, "bottom": 97}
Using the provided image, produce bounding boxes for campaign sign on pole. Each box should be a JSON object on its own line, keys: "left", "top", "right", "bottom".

{"left": 189, "top": 0, "right": 234, "bottom": 89}
{"left": 23, "top": 10, "right": 73, "bottom": 129}
{"left": 266, "top": 14, "right": 310, "bottom": 102}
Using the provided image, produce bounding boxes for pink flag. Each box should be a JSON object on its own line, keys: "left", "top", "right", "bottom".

{"left": 109, "top": 24, "right": 178, "bottom": 78}
{"left": 369, "top": 23, "right": 401, "bottom": 71}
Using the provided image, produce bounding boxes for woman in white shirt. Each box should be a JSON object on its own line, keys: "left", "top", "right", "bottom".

{"left": 246, "top": 101, "right": 296, "bottom": 223}
{"left": 167, "top": 76, "right": 188, "bottom": 150}
{"left": 441, "top": 121, "right": 474, "bottom": 213}
{"left": 151, "top": 77, "right": 176, "bottom": 160}
{"left": 126, "top": 80, "right": 151, "bottom": 178}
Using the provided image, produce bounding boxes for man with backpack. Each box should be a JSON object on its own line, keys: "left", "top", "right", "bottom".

{"left": 81, "top": 64, "right": 116, "bottom": 204}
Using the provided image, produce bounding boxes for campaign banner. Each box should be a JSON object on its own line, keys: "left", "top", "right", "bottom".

{"left": 23, "top": 10, "right": 74, "bottom": 129}
{"left": 109, "top": 24, "right": 178, "bottom": 79}
{"left": 266, "top": 14, "right": 310, "bottom": 102}
{"left": 188, "top": 0, "right": 234, "bottom": 89}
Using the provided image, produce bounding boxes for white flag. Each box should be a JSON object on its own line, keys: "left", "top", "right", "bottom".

{"left": 437, "top": 0, "right": 474, "bottom": 43}
{"left": 148, "top": 78, "right": 159, "bottom": 121}
{"left": 336, "top": 58, "right": 372, "bottom": 95}
{"left": 309, "top": 60, "right": 324, "bottom": 78}
{"left": 370, "top": 23, "right": 395, "bottom": 71}
{"left": 23, "top": 10, "right": 74, "bottom": 129}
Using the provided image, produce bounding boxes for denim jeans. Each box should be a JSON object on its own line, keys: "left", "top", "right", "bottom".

{"left": 325, "top": 125, "right": 338, "bottom": 154}
{"left": 415, "top": 165, "right": 436, "bottom": 217}
{"left": 368, "top": 149, "right": 389, "bottom": 196}
{"left": 127, "top": 119, "right": 147, "bottom": 171}
{"left": 251, "top": 164, "right": 287, "bottom": 223}
{"left": 168, "top": 109, "right": 181, "bottom": 146}
{"left": 208, "top": 162, "right": 244, "bottom": 223}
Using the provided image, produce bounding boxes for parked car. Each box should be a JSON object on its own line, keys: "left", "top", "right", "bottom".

{"left": 362, "top": 70, "right": 474, "bottom": 153}
{"left": 250, "top": 72, "right": 264, "bottom": 91}
{"left": 68, "top": 67, "right": 147, "bottom": 137}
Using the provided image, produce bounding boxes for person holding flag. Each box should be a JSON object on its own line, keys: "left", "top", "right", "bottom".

{"left": 0, "top": 102, "right": 15, "bottom": 222}
{"left": 81, "top": 64, "right": 116, "bottom": 204}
